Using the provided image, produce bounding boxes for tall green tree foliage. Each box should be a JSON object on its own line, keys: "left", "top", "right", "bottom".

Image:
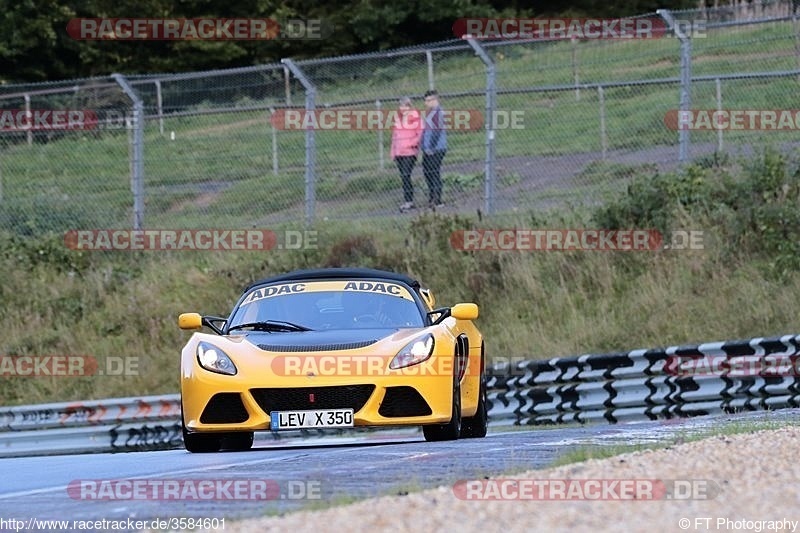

{"left": 0, "top": 0, "right": 697, "bottom": 83}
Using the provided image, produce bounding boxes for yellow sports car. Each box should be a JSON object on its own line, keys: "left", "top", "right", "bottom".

{"left": 178, "top": 267, "right": 487, "bottom": 452}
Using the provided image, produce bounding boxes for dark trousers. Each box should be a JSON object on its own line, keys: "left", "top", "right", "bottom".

{"left": 394, "top": 156, "right": 417, "bottom": 202}
{"left": 422, "top": 151, "right": 445, "bottom": 204}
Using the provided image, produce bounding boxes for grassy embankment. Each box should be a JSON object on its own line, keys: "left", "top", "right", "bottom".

{"left": 2, "top": 147, "right": 800, "bottom": 405}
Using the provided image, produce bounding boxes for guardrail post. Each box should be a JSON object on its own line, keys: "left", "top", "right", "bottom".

{"left": 112, "top": 73, "right": 145, "bottom": 230}
{"left": 466, "top": 37, "right": 496, "bottom": 215}
{"left": 659, "top": 9, "right": 692, "bottom": 162}
{"left": 281, "top": 59, "right": 317, "bottom": 225}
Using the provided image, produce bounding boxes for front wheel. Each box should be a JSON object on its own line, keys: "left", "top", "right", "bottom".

{"left": 222, "top": 432, "right": 254, "bottom": 451}
{"left": 182, "top": 420, "right": 222, "bottom": 453}
{"left": 423, "top": 370, "right": 461, "bottom": 442}
{"left": 460, "top": 372, "right": 488, "bottom": 438}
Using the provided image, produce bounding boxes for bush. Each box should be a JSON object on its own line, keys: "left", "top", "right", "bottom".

{"left": 592, "top": 147, "right": 800, "bottom": 276}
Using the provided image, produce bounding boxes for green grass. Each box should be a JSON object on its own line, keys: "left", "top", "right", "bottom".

{"left": 3, "top": 19, "right": 800, "bottom": 231}
{"left": 5, "top": 140, "right": 800, "bottom": 405}
{"left": 2, "top": 207, "right": 800, "bottom": 405}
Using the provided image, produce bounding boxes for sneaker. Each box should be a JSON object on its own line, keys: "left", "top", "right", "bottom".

{"left": 399, "top": 201, "right": 415, "bottom": 212}
{"left": 430, "top": 201, "right": 445, "bottom": 209}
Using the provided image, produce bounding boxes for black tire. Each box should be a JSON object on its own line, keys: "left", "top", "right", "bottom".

{"left": 460, "top": 371, "right": 488, "bottom": 438}
{"left": 182, "top": 422, "right": 222, "bottom": 453}
{"left": 181, "top": 404, "right": 252, "bottom": 452}
{"left": 221, "top": 431, "right": 254, "bottom": 451}
{"left": 423, "top": 367, "right": 461, "bottom": 442}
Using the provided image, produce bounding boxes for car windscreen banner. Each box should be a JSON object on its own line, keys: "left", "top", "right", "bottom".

{"left": 239, "top": 280, "right": 415, "bottom": 306}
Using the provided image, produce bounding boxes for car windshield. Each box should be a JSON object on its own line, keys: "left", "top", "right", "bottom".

{"left": 228, "top": 280, "right": 426, "bottom": 330}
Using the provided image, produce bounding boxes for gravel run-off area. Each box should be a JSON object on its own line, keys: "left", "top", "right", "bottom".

{"left": 221, "top": 426, "right": 800, "bottom": 533}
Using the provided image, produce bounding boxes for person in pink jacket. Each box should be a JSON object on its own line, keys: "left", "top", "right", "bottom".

{"left": 390, "top": 96, "right": 423, "bottom": 212}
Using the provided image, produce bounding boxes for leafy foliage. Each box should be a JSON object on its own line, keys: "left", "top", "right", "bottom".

{"left": 593, "top": 147, "right": 800, "bottom": 276}
{"left": 2, "top": 0, "right": 696, "bottom": 83}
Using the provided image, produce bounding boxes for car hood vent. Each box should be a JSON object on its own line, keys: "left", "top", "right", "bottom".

{"left": 257, "top": 340, "right": 378, "bottom": 352}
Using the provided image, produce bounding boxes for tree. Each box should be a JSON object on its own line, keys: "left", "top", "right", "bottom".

{"left": 0, "top": 0, "right": 698, "bottom": 84}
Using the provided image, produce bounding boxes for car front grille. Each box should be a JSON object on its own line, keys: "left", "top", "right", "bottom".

{"left": 378, "top": 386, "right": 432, "bottom": 417}
{"left": 250, "top": 385, "right": 376, "bottom": 413}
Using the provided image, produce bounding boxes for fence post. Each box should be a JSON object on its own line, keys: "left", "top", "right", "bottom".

{"left": 24, "top": 94, "right": 32, "bottom": 146}
{"left": 659, "top": 9, "right": 692, "bottom": 162}
{"left": 572, "top": 37, "right": 581, "bottom": 101}
{"left": 269, "top": 107, "right": 278, "bottom": 175}
{"left": 112, "top": 73, "right": 145, "bottom": 231}
{"left": 466, "top": 38, "right": 496, "bottom": 215}
{"left": 793, "top": 10, "right": 800, "bottom": 82}
{"left": 425, "top": 50, "right": 435, "bottom": 91}
{"left": 283, "top": 65, "right": 293, "bottom": 106}
{"left": 715, "top": 78, "right": 723, "bottom": 152}
{"left": 281, "top": 59, "right": 317, "bottom": 225}
{"left": 376, "top": 100, "right": 385, "bottom": 170}
{"left": 154, "top": 79, "right": 164, "bottom": 136}
{"left": 598, "top": 85, "right": 607, "bottom": 160}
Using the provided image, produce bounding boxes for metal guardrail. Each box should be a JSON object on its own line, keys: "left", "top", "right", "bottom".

{"left": 486, "top": 334, "right": 800, "bottom": 425}
{"left": 0, "top": 395, "right": 416, "bottom": 458}
{"left": 0, "top": 395, "right": 182, "bottom": 458}
{"left": 1, "top": 334, "right": 798, "bottom": 457}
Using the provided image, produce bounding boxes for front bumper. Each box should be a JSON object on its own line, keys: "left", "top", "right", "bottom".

{"left": 181, "top": 363, "right": 454, "bottom": 433}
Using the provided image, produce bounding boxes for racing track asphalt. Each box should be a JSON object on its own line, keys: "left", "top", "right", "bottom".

{"left": 1, "top": 409, "right": 798, "bottom": 532}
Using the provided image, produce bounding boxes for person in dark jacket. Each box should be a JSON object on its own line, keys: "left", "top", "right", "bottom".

{"left": 421, "top": 90, "right": 447, "bottom": 208}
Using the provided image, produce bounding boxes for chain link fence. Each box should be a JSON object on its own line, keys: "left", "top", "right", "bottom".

{"left": 2, "top": 4, "right": 800, "bottom": 235}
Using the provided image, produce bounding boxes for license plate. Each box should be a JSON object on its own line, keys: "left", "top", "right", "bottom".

{"left": 270, "top": 408, "right": 354, "bottom": 430}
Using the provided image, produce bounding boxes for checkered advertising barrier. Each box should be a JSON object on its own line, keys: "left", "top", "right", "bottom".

{"left": 1, "top": 333, "right": 798, "bottom": 456}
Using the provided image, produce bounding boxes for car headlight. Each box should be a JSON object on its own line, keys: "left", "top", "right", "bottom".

{"left": 196, "top": 342, "right": 237, "bottom": 375}
{"left": 390, "top": 334, "right": 434, "bottom": 369}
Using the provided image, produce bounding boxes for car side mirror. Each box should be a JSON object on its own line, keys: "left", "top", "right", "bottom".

{"left": 178, "top": 313, "right": 203, "bottom": 330}
{"left": 428, "top": 303, "right": 479, "bottom": 325}
{"left": 451, "top": 303, "right": 479, "bottom": 320}
{"left": 179, "top": 313, "right": 227, "bottom": 334}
